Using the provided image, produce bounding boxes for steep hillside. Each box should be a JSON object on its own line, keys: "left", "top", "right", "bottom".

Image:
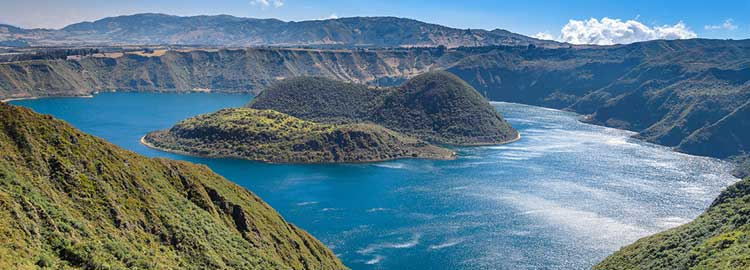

{"left": 0, "top": 13, "right": 556, "bottom": 48}
{"left": 446, "top": 39, "right": 750, "bottom": 159}
{"left": 0, "top": 103, "right": 345, "bottom": 269}
{"left": 595, "top": 177, "right": 750, "bottom": 270}
{"left": 373, "top": 71, "right": 518, "bottom": 144}
{"left": 143, "top": 108, "right": 454, "bottom": 163}
{"left": 0, "top": 47, "right": 454, "bottom": 100}
{"left": 677, "top": 100, "right": 750, "bottom": 158}
{"left": 249, "top": 71, "right": 519, "bottom": 145}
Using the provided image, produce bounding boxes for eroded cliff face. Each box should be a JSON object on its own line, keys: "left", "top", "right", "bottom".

{"left": 0, "top": 48, "right": 458, "bottom": 99}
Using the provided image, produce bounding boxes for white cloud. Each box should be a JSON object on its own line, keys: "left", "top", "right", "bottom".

{"left": 543, "top": 17, "right": 697, "bottom": 45}
{"left": 327, "top": 13, "right": 339, "bottom": 20}
{"left": 533, "top": 32, "right": 556, "bottom": 41}
{"left": 704, "top": 19, "right": 738, "bottom": 31}
{"left": 250, "top": 0, "right": 284, "bottom": 8}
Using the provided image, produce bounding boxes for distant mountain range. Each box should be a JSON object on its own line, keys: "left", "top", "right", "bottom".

{"left": 0, "top": 13, "right": 558, "bottom": 47}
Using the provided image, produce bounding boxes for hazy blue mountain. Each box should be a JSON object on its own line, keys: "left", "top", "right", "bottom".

{"left": 0, "top": 24, "right": 26, "bottom": 34}
{"left": 0, "top": 13, "right": 557, "bottom": 47}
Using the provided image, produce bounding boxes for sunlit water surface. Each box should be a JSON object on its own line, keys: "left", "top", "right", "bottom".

{"left": 12, "top": 92, "right": 738, "bottom": 270}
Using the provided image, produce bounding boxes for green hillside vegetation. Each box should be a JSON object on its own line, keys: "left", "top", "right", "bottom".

{"left": 372, "top": 71, "right": 518, "bottom": 145}
{"left": 144, "top": 108, "right": 455, "bottom": 163}
{"left": 595, "top": 176, "right": 750, "bottom": 270}
{"left": 244, "top": 76, "right": 386, "bottom": 123}
{"left": 0, "top": 103, "right": 345, "bottom": 270}
{"left": 249, "top": 71, "right": 519, "bottom": 145}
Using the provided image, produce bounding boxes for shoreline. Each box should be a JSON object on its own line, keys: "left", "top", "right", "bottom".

{"left": 1, "top": 94, "right": 94, "bottom": 103}
{"left": 140, "top": 135, "right": 158, "bottom": 150}
{"left": 140, "top": 135, "right": 458, "bottom": 165}
{"left": 497, "top": 131, "right": 522, "bottom": 145}
{"left": 505, "top": 132, "right": 522, "bottom": 144}
{"left": 447, "top": 131, "right": 522, "bottom": 147}
{"left": 2, "top": 90, "right": 254, "bottom": 103}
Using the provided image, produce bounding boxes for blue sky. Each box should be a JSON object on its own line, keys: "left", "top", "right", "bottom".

{"left": 1, "top": 0, "right": 748, "bottom": 40}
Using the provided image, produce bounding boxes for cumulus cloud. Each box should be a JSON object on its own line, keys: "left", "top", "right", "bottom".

{"left": 541, "top": 17, "right": 697, "bottom": 45}
{"left": 533, "top": 32, "right": 556, "bottom": 41}
{"left": 704, "top": 19, "right": 738, "bottom": 31}
{"left": 327, "top": 13, "right": 339, "bottom": 20}
{"left": 250, "top": 0, "right": 284, "bottom": 8}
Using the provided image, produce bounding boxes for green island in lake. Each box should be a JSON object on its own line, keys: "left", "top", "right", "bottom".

{"left": 144, "top": 71, "right": 519, "bottom": 163}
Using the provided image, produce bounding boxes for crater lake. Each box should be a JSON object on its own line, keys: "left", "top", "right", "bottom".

{"left": 11, "top": 92, "right": 738, "bottom": 270}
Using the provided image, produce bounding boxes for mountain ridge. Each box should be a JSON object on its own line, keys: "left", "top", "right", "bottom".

{"left": 0, "top": 13, "right": 557, "bottom": 48}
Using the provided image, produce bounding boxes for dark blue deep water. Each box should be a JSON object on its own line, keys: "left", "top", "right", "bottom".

{"left": 12, "top": 92, "right": 738, "bottom": 270}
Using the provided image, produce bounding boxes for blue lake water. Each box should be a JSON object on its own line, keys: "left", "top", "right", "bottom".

{"left": 11, "top": 92, "right": 738, "bottom": 270}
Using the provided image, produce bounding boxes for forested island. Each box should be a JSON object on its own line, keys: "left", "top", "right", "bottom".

{"left": 143, "top": 71, "right": 518, "bottom": 163}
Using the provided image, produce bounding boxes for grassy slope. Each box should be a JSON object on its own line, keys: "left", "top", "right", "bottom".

{"left": 0, "top": 103, "right": 345, "bottom": 270}
{"left": 144, "top": 108, "right": 454, "bottom": 163}
{"left": 249, "top": 71, "right": 519, "bottom": 145}
{"left": 595, "top": 177, "right": 750, "bottom": 270}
